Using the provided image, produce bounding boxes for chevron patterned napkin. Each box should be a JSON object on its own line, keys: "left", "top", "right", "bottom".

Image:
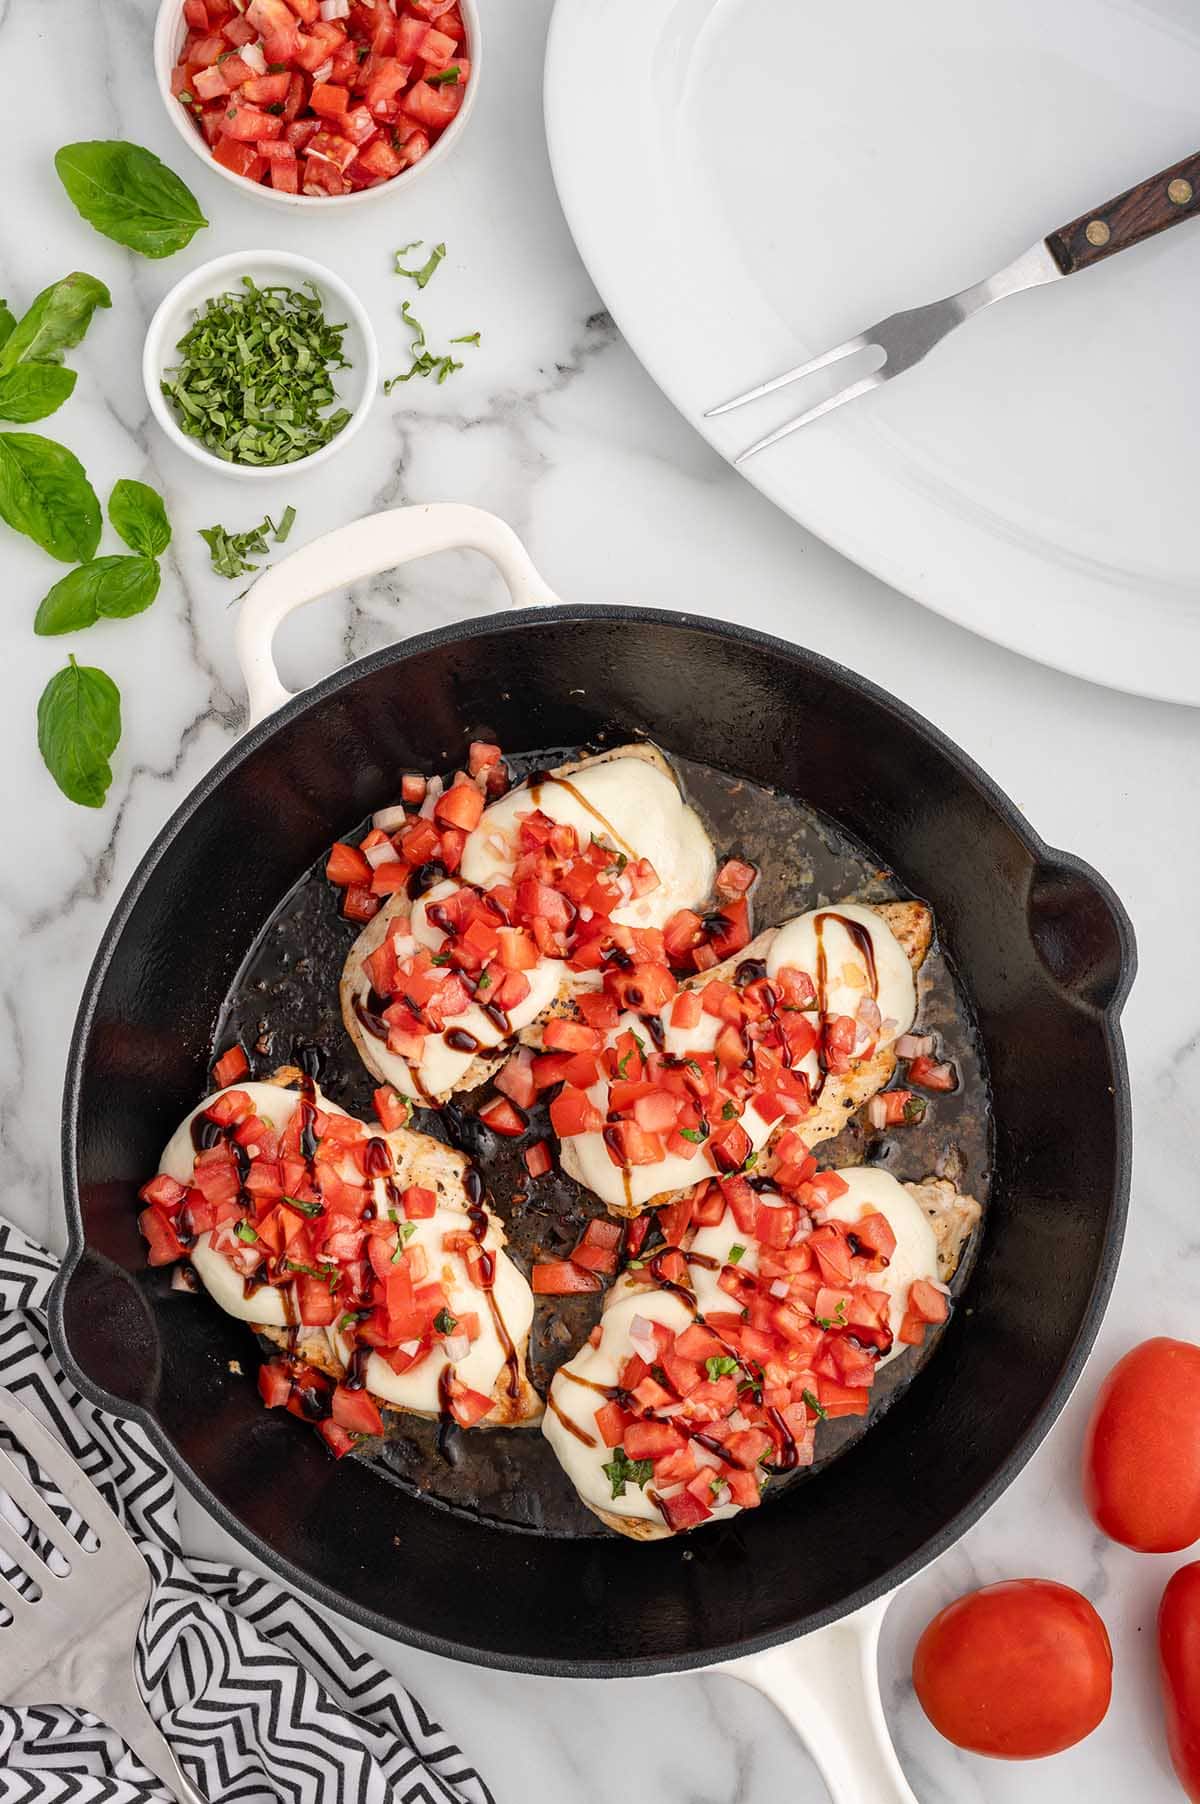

{"left": 0, "top": 1221, "right": 494, "bottom": 1804}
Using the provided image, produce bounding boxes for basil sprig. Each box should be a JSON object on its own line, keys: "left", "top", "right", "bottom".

{"left": 35, "top": 555, "right": 160, "bottom": 636}
{"left": 37, "top": 656, "right": 121, "bottom": 809}
{"left": 54, "top": 141, "right": 208, "bottom": 259}
{"left": 0, "top": 432, "right": 100, "bottom": 563}
{"left": 109, "top": 478, "right": 172, "bottom": 557}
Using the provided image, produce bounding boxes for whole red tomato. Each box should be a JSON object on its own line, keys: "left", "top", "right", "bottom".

{"left": 1084, "top": 1338, "right": 1200, "bottom": 1552}
{"left": 912, "top": 1579, "right": 1112, "bottom": 1758}
{"left": 1160, "top": 1564, "right": 1200, "bottom": 1800}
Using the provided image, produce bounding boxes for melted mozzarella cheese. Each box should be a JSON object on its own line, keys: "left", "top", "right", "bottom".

{"left": 350, "top": 881, "right": 566, "bottom": 1099}
{"left": 767, "top": 902, "right": 916, "bottom": 1038}
{"left": 328, "top": 1202, "right": 534, "bottom": 1415}
{"left": 460, "top": 756, "right": 715, "bottom": 930}
{"left": 543, "top": 1287, "right": 738, "bottom": 1527}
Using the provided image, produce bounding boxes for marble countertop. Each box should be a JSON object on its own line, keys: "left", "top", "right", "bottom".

{"left": 3, "top": 1, "right": 1198, "bottom": 1798}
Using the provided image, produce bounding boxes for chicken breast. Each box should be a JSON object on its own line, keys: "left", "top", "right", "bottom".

{"left": 560, "top": 899, "right": 933, "bottom": 1216}
{"left": 157, "top": 1075, "right": 540, "bottom": 1429}
{"left": 545, "top": 1164, "right": 976, "bottom": 1540}
{"left": 340, "top": 744, "right": 715, "bottom": 1106}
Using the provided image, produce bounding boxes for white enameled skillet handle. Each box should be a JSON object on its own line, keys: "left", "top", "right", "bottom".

{"left": 235, "top": 502, "right": 562, "bottom": 728}
{"left": 715, "top": 1596, "right": 918, "bottom": 1804}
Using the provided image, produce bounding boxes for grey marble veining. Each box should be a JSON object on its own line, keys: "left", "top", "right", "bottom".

{"left": 2, "top": 2, "right": 1198, "bottom": 1799}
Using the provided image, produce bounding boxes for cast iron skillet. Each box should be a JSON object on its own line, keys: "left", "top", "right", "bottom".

{"left": 50, "top": 506, "right": 1133, "bottom": 1790}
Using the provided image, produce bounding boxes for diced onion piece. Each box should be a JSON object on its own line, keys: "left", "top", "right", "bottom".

{"left": 419, "top": 775, "right": 444, "bottom": 819}
{"left": 443, "top": 1332, "right": 471, "bottom": 1363}
{"left": 373, "top": 804, "right": 409, "bottom": 832}
{"left": 857, "top": 996, "right": 882, "bottom": 1034}
{"left": 397, "top": 1338, "right": 421, "bottom": 1358}
{"left": 692, "top": 1441, "right": 725, "bottom": 1470}
{"left": 311, "top": 56, "right": 334, "bottom": 81}
{"left": 364, "top": 839, "right": 400, "bottom": 870}
{"left": 895, "top": 1033, "right": 934, "bottom": 1060}
{"left": 240, "top": 40, "right": 267, "bottom": 72}
{"left": 656, "top": 1402, "right": 684, "bottom": 1418}
{"left": 867, "top": 1096, "right": 889, "bottom": 1130}
{"left": 769, "top": 1278, "right": 789, "bottom": 1299}
{"left": 711, "top": 1483, "right": 732, "bottom": 1508}
{"left": 320, "top": 0, "right": 350, "bottom": 15}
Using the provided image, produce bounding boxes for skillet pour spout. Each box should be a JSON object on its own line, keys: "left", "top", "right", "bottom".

{"left": 51, "top": 503, "right": 1133, "bottom": 1680}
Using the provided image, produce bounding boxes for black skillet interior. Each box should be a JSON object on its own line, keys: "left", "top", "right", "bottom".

{"left": 52, "top": 607, "right": 1134, "bottom": 1677}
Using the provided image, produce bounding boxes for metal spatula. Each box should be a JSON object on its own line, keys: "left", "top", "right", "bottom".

{"left": 0, "top": 1390, "right": 206, "bottom": 1804}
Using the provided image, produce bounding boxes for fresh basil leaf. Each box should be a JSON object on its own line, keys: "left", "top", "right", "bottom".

{"left": 108, "top": 478, "right": 171, "bottom": 556}
{"left": 0, "top": 272, "right": 111, "bottom": 376}
{"left": 37, "top": 655, "right": 121, "bottom": 809}
{"left": 0, "top": 364, "right": 77, "bottom": 423}
{"left": 34, "top": 555, "right": 160, "bottom": 636}
{"left": 0, "top": 303, "right": 15, "bottom": 351}
{"left": 0, "top": 432, "right": 101, "bottom": 562}
{"left": 54, "top": 141, "right": 208, "bottom": 259}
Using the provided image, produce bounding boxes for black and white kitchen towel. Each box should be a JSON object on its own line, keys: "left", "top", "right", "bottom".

{"left": 0, "top": 1220, "right": 494, "bottom": 1804}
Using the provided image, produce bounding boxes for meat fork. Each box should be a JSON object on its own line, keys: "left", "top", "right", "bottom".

{"left": 0, "top": 1390, "right": 206, "bottom": 1803}
{"left": 707, "top": 145, "right": 1200, "bottom": 459}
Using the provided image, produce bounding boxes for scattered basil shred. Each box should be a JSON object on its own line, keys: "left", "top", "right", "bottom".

{"left": 393, "top": 241, "right": 446, "bottom": 288}
{"left": 602, "top": 1445, "right": 655, "bottom": 1500}
{"left": 55, "top": 141, "right": 208, "bottom": 259}
{"left": 199, "top": 507, "right": 297, "bottom": 579}
{"left": 37, "top": 655, "right": 121, "bottom": 808}
{"left": 0, "top": 432, "right": 100, "bottom": 562}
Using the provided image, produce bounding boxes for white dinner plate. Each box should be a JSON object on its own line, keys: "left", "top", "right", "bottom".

{"left": 544, "top": 0, "right": 1200, "bottom": 705}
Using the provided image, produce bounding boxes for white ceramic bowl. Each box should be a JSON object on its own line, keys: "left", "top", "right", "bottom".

{"left": 153, "top": 0, "right": 481, "bottom": 210}
{"left": 143, "top": 249, "right": 379, "bottom": 479}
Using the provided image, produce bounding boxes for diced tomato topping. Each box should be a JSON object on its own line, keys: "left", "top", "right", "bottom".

{"left": 624, "top": 1420, "right": 685, "bottom": 1460}
{"left": 523, "top": 1139, "right": 553, "bottom": 1180}
{"left": 331, "top": 1384, "right": 383, "bottom": 1437}
{"left": 659, "top": 1488, "right": 711, "bottom": 1532}
{"left": 139, "top": 1206, "right": 188, "bottom": 1266}
{"left": 327, "top": 841, "right": 371, "bottom": 886}
{"left": 372, "top": 1086, "right": 410, "bottom": 1132}
{"left": 570, "top": 1216, "right": 623, "bottom": 1275}
{"left": 478, "top": 1096, "right": 528, "bottom": 1139}
{"left": 402, "top": 1185, "right": 437, "bottom": 1219}
{"left": 716, "top": 858, "right": 757, "bottom": 897}
{"left": 906, "top": 1055, "right": 959, "bottom": 1093}
{"left": 173, "top": 0, "right": 468, "bottom": 191}
{"left": 549, "top": 1087, "right": 604, "bottom": 1139}
{"left": 530, "top": 1261, "right": 602, "bottom": 1296}
{"left": 211, "top": 1042, "right": 249, "bottom": 1088}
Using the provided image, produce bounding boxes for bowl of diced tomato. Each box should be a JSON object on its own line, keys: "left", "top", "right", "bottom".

{"left": 155, "top": 0, "right": 478, "bottom": 204}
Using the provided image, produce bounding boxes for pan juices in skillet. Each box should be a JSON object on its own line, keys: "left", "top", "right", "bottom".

{"left": 338, "top": 744, "right": 716, "bottom": 1107}
{"left": 143, "top": 1075, "right": 540, "bottom": 1444}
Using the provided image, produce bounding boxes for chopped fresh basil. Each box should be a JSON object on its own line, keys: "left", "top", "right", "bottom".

{"left": 391, "top": 1219, "right": 417, "bottom": 1261}
{"left": 803, "top": 1388, "right": 828, "bottom": 1421}
{"left": 626, "top": 1258, "right": 645, "bottom": 1270}
{"left": 727, "top": 1243, "right": 746, "bottom": 1265}
{"left": 199, "top": 506, "right": 297, "bottom": 580}
{"left": 430, "top": 951, "right": 451, "bottom": 966}
{"left": 903, "top": 1094, "right": 928, "bottom": 1124}
{"left": 476, "top": 970, "right": 491, "bottom": 990}
{"left": 722, "top": 1101, "right": 739, "bottom": 1121}
{"left": 162, "top": 275, "right": 350, "bottom": 466}
{"left": 601, "top": 1445, "right": 655, "bottom": 1500}
{"left": 434, "top": 1309, "right": 458, "bottom": 1335}
{"left": 284, "top": 1260, "right": 339, "bottom": 1290}
{"left": 393, "top": 241, "right": 446, "bottom": 288}
{"left": 281, "top": 1196, "right": 324, "bottom": 1218}
{"left": 234, "top": 1221, "right": 258, "bottom": 1244}
{"left": 684, "top": 1059, "right": 703, "bottom": 1077}
{"left": 450, "top": 330, "right": 481, "bottom": 346}
{"left": 742, "top": 1151, "right": 758, "bottom": 1172}
{"left": 426, "top": 64, "right": 461, "bottom": 87}
{"left": 705, "top": 1355, "right": 738, "bottom": 1381}
{"left": 679, "top": 1126, "right": 708, "bottom": 1144}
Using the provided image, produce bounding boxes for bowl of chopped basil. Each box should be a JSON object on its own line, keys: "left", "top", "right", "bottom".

{"left": 143, "top": 250, "right": 378, "bottom": 475}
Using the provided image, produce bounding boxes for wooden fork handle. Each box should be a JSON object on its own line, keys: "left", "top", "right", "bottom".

{"left": 1046, "top": 148, "right": 1200, "bottom": 273}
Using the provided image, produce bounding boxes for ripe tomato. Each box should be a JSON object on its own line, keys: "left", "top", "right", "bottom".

{"left": 1083, "top": 1338, "right": 1200, "bottom": 1552}
{"left": 912, "top": 1579, "right": 1112, "bottom": 1758}
{"left": 1159, "top": 1563, "right": 1200, "bottom": 1801}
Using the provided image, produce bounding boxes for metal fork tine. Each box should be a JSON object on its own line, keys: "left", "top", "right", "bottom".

{"left": 0, "top": 1509, "right": 52, "bottom": 1584}
{"left": 0, "top": 1395, "right": 122, "bottom": 1546}
{"left": 704, "top": 332, "right": 873, "bottom": 417}
{"left": 734, "top": 372, "right": 886, "bottom": 463}
{"left": 0, "top": 1445, "right": 95, "bottom": 1565}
